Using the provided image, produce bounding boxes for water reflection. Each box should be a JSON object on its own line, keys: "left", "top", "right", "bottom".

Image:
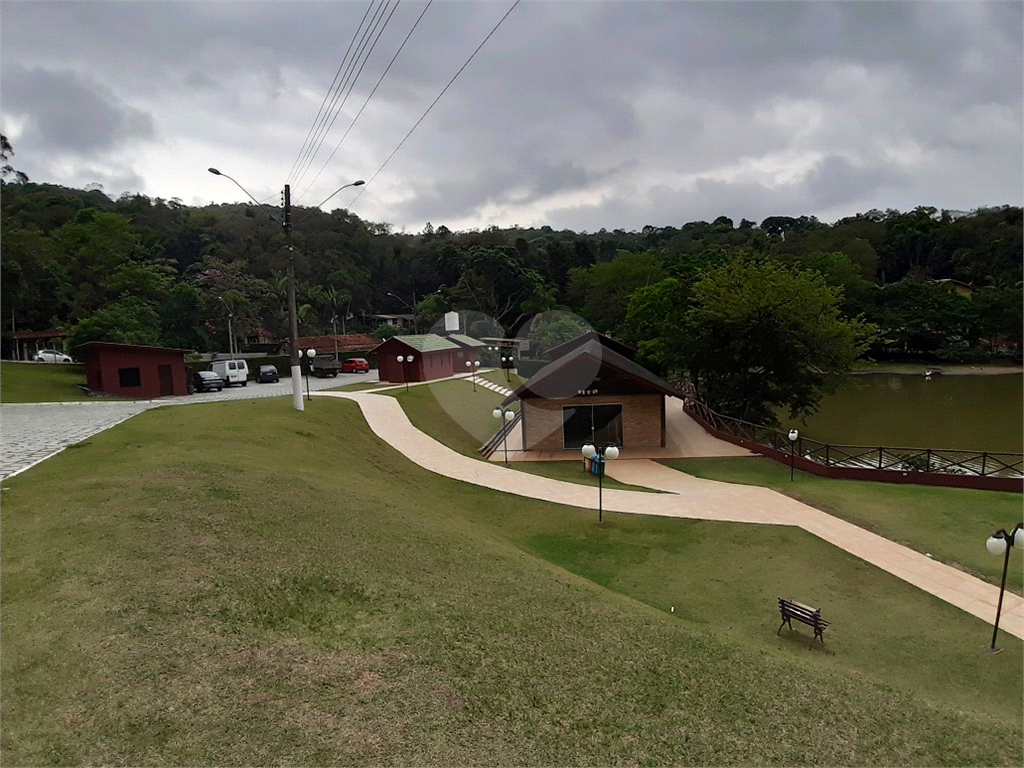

{"left": 781, "top": 373, "right": 1022, "bottom": 453}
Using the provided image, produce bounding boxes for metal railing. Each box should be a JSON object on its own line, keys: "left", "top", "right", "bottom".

{"left": 683, "top": 399, "right": 1023, "bottom": 480}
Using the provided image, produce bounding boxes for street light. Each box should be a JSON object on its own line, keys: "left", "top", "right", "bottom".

{"left": 208, "top": 167, "right": 362, "bottom": 412}
{"left": 500, "top": 353, "right": 513, "bottom": 382}
{"left": 788, "top": 429, "right": 799, "bottom": 482}
{"left": 985, "top": 522, "right": 1024, "bottom": 652}
{"left": 492, "top": 406, "right": 516, "bottom": 465}
{"left": 218, "top": 295, "right": 235, "bottom": 359}
{"left": 397, "top": 354, "right": 414, "bottom": 393}
{"left": 387, "top": 291, "right": 418, "bottom": 333}
{"left": 465, "top": 359, "right": 480, "bottom": 391}
{"left": 581, "top": 442, "right": 619, "bottom": 523}
{"left": 298, "top": 348, "right": 317, "bottom": 401}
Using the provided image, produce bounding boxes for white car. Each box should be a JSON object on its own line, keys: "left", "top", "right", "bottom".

{"left": 33, "top": 349, "right": 73, "bottom": 363}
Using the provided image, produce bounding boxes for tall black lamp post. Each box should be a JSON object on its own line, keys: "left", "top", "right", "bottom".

{"left": 581, "top": 441, "right": 619, "bottom": 523}
{"left": 397, "top": 354, "right": 414, "bottom": 393}
{"left": 298, "top": 348, "right": 316, "bottom": 401}
{"left": 465, "top": 359, "right": 480, "bottom": 391}
{"left": 985, "top": 522, "right": 1024, "bottom": 652}
{"left": 500, "top": 352, "right": 513, "bottom": 382}
{"left": 788, "top": 429, "right": 799, "bottom": 482}
{"left": 492, "top": 406, "right": 516, "bottom": 465}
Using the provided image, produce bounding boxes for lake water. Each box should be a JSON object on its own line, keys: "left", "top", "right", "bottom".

{"left": 780, "top": 374, "right": 1023, "bottom": 454}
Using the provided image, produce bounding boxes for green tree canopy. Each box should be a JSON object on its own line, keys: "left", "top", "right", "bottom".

{"left": 629, "top": 258, "right": 875, "bottom": 425}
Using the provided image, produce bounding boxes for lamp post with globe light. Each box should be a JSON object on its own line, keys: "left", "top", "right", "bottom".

{"left": 581, "top": 442, "right": 619, "bottom": 523}
{"left": 788, "top": 429, "right": 799, "bottom": 482}
{"left": 208, "top": 167, "right": 362, "bottom": 411}
{"left": 985, "top": 522, "right": 1024, "bottom": 652}
{"left": 298, "top": 348, "right": 316, "bottom": 401}
{"left": 397, "top": 354, "right": 414, "bottom": 393}
{"left": 466, "top": 359, "right": 480, "bottom": 391}
{"left": 491, "top": 406, "right": 516, "bottom": 465}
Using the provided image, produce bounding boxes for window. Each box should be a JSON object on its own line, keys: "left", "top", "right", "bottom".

{"left": 562, "top": 404, "right": 622, "bottom": 449}
{"left": 118, "top": 367, "right": 142, "bottom": 388}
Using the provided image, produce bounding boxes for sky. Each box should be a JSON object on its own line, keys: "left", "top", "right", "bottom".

{"left": 2, "top": 0, "right": 1021, "bottom": 234}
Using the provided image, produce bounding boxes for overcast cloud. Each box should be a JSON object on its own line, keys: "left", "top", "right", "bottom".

{"left": 2, "top": 0, "right": 1020, "bottom": 233}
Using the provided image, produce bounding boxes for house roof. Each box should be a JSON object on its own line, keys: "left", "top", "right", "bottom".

{"left": 80, "top": 341, "right": 193, "bottom": 355}
{"left": 545, "top": 330, "right": 636, "bottom": 361}
{"left": 502, "top": 339, "right": 682, "bottom": 405}
{"left": 370, "top": 334, "right": 460, "bottom": 354}
{"left": 10, "top": 329, "right": 71, "bottom": 341}
{"left": 448, "top": 334, "right": 485, "bottom": 348}
{"left": 289, "top": 334, "right": 378, "bottom": 355}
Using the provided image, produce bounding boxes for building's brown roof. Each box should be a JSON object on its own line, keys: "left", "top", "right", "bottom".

{"left": 80, "top": 341, "right": 193, "bottom": 354}
{"left": 287, "top": 335, "right": 378, "bottom": 355}
{"left": 10, "top": 329, "right": 70, "bottom": 341}
{"left": 545, "top": 330, "right": 636, "bottom": 361}
{"left": 503, "top": 339, "right": 682, "bottom": 405}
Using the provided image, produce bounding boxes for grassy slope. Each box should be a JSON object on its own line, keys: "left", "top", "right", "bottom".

{"left": 1, "top": 398, "right": 1021, "bottom": 766}
{"left": 1, "top": 361, "right": 92, "bottom": 402}
{"left": 663, "top": 457, "right": 1023, "bottom": 593}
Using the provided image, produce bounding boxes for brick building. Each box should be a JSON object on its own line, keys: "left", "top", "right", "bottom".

{"left": 81, "top": 342, "right": 191, "bottom": 399}
{"left": 502, "top": 337, "right": 683, "bottom": 453}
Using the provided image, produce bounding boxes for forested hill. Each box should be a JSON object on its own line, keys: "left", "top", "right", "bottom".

{"left": 1, "top": 180, "right": 1020, "bottom": 364}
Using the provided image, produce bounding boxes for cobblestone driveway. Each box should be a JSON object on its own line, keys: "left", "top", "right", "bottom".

{"left": 0, "top": 372, "right": 377, "bottom": 479}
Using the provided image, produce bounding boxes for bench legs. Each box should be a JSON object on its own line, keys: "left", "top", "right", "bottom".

{"left": 777, "top": 617, "right": 825, "bottom": 650}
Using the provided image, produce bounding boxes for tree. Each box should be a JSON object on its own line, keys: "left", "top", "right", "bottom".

{"left": 1, "top": 134, "right": 29, "bottom": 183}
{"left": 567, "top": 250, "right": 666, "bottom": 333}
{"left": 669, "top": 258, "right": 874, "bottom": 424}
{"left": 68, "top": 297, "right": 162, "bottom": 352}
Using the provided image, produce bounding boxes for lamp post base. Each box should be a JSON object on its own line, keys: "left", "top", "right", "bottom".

{"left": 985, "top": 645, "right": 1004, "bottom": 654}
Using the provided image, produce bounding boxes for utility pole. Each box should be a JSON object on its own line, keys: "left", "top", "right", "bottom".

{"left": 284, "top": 184, "right": 304, "bottom": 412}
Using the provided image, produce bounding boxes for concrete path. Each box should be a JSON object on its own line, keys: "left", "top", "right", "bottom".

{"left": 318, "top": 389, "right": 1024, "bottom": 640}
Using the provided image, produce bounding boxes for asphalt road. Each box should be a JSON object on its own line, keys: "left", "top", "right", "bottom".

{"left": 0, "top": 371, "right": 378, "bottom": 480}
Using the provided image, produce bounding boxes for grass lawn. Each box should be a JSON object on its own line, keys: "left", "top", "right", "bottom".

{"left": 479, "top": 369, "right": 526, "bottom": 390}
{"left": 1, "top": 397, "right": 1021, "bottom": 766}
{"left": 1, "top": 361, "right": 93, "bottom": 403}
{"left": 662, "top": 457, "right": 1024, "bottom": 592}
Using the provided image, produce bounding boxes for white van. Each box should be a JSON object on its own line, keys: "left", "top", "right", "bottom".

{"left": 209, "top": 359, "right": 249, "bottom": 387}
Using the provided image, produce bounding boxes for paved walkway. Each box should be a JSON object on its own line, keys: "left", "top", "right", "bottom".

{"left": 318, "top": 389, "right": 1024, "bottom": 640}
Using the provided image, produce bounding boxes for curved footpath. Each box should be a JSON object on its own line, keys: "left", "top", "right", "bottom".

{"left": 319, "top": 389, "right": 1024, "bottom": 640}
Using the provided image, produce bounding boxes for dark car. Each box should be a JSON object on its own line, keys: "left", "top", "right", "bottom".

{"left": 340, "top": 357, "right": 370, "bottom": 374}
{"left": 256, "top": 364, "right": 280, "bottom": 383}
{"left": 192, "top": 370, "right": 224, "bottom": 393}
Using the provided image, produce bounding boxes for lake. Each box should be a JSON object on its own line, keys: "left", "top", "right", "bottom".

{"left": 780, "top": 373, "right": 1023, "bottom": 454}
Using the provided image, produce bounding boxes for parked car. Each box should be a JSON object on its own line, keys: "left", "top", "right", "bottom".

{"left": 341, "top": 357, "right": 370, "bottom": 374}
{"left": 33, "top": 349, "right": 73, "bottom": 363}
{"left": 192, "top": 370, "right": 224, "bottom": 393}
{"left": 256, "top": 364, "right": 279, "bottom": 383}
{"left": 209, "top": 359, "right": 248, "bottom": 387}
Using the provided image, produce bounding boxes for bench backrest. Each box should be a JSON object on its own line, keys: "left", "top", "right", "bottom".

{"left": 779, "top": 598, "right": 824, "bottom": 623}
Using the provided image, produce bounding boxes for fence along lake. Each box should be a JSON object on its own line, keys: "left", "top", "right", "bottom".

{"left": 780, "top": 372, "right": 1023, "bottom": 455}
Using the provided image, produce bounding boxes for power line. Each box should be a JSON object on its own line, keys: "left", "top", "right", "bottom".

{"left": 349, "top": 0, "right": 521, "bottom": 209}
{"left": 296, "top": 0, "right": 434, "bottom": 203}
{"left": 287, "top": 0, "right": 378, "bottom": 186}
{"left": 291, "top": 0, "right": 400, "bottom": 192}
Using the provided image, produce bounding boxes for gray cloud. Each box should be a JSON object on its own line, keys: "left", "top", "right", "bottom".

{"left": 1, "top": 1, "right": 1020, "bottom": 231}
{"left": 2, "top": 65, "right": 155, "bottom": 154}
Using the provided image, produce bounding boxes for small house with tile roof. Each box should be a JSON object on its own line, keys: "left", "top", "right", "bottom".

{"left": 502, "top": 337, "right": 684, "bottom": 453}
{"left": 372, "top": 334, "right": 463, "bottom": 383}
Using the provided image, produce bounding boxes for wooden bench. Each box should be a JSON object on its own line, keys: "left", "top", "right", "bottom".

{"left": 777, "top": 598, "right": 829, "bottom": 649}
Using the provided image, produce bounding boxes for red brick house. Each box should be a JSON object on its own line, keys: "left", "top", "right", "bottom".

{"left": 373, "top": 335, "right": 467, "bottom": 383}
{"left": 81, "top": 342, "right": 191, "bottom": 399}
{"left": 502, "top": 337, "right": 683, "bottom": 453}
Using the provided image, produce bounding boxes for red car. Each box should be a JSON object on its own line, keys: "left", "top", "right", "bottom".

{"left": 340, "top": 357, "right": 370, "bottom": 374}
